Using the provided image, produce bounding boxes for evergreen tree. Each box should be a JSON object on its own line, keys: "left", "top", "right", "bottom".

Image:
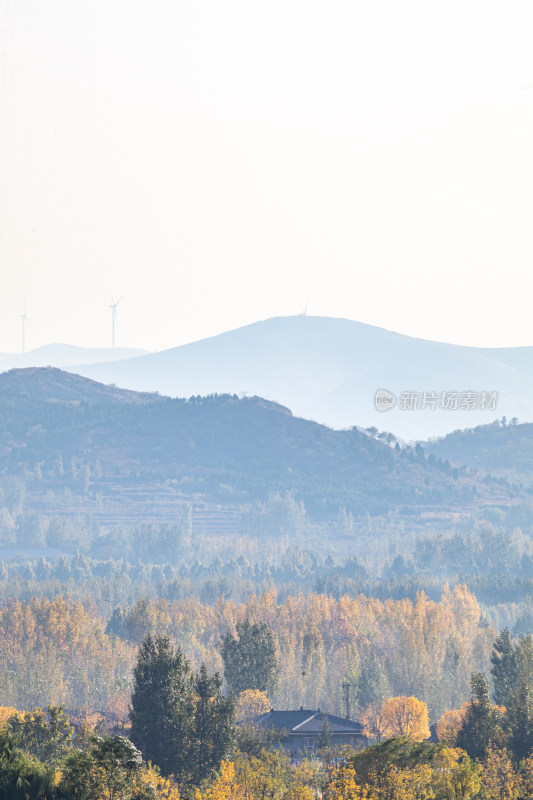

{"left": 357, "top": 653, "right": 390, "bottom": 711}
{"left": 188, "top": 664, "right": 235, "bottom": 787}
{"left": 505, "top": 674, "right": 533, "bottom": 761}
{"left": 129, "top": 635, "right": 194, "bottom": 778}
{"left": 0, "top": 730, "right": 56, "bottom": 800}
{"left": 502, "top": 634, "right": 533, "bottom": 761}
{"left": 491, "top": 628, "right": 518, "bottom": 707}
{"left": 129, "top": 634, "right": 235, "bottom": 786}
{"left": 59, "top": 734, "right": 147, "bottom": 800}
{"left": 318, "top": 716, "right": 332, "bottom": 750}
{"left": 517, "top": 632, "right": 533, "bottom": 690}
{"left": 220, "top": 619, "right": 278, "bottom": 695}
{"left": 456, "top": 673, "right": 504, "bottom": 760}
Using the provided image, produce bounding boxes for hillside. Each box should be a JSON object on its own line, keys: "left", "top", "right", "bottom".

{"left": 0, "top": 368, "right": 514, "bottom": 525}
{"left": 70, "top": 315, "right": 533, "bottom": 439}
{"left": 0, "top": 367, "right": 161, "bottom": 405}
{"left": 424, "top": 419, "right": 533, "bottom": 485}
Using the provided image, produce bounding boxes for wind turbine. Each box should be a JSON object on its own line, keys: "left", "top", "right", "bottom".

{"left": 109, "top": 297, "right": 122, "bottom": 349}
{"left": 20, "top": 312, "right": 28, "bottom": 354}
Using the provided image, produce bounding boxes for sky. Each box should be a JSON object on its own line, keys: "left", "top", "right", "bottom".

{"left": 1, "top": 0, "right": 533, "bottom": 353}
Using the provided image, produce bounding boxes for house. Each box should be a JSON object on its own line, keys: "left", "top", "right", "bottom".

{"left": 254, "top": 708, "right": 367, "bottom": 755}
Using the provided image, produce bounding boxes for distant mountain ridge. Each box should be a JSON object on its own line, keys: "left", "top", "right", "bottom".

{"left": 0, "top": 367, "right": 515, "bottom": 521}
{"left": 66, "top": 315, "right": 533, "bottom": 439}
{"left": 0, "top": 344, "right": 148, "bottom": 372}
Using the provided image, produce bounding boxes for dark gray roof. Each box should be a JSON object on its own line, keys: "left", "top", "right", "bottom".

{"left": 255, "top": 709, "right": 364, "bottom": 735}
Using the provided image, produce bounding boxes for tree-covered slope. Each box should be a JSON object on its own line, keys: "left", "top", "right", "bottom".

{"left": 0, "top": 368, "right": 514, "bottom": 516}
{"left": 424, "top": 419, "right": 533, "bottom": 484}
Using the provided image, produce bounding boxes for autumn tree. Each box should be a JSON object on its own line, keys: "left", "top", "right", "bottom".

{"left": 194, "top": 760, "right": 242, "bottom": 800}
{"left": 220, "top": 619, "right": 278, "bottom": 695}
{"left": 236, "top": 690, "right": 270, "bottom": 723}
{"left": 196, "top": 755, "right": 317, "bottom": 800}
{"left": 232, "top": 749, "right": 320, "bottom": 800}
{"left": 360, "top": 703, "right": 387, "bottom": 742}
{"left": 430, "top": 747, "right": 480, "bottom": 800}
{"left": 518, "top": 753, "right": 533, "bottom": 797}
{"left": 0, "top": 706, "right": 18, "bottom": 729}
{"left": 7, "top": 705, "right": 74, "bottom": 766}
{"left": 479, "top": 746, "right": 521, "bottom": 800}
{"left": 380, "top": 696, "right": 430, "bottom": 741}
{"left": 323, "top": 764, "right": 370, "bottom": 800}
{"left": 436, "top": 704, "right": 470, "bottom": 746}
{"left": 378, "top": 764, "right": 434, "bottom": 800}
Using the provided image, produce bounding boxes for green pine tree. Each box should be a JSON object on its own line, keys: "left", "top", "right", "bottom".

{"left": 356, "top": 653, "right": 390, "bottom": 710}
{"left": 456, "top": 673, "right": 504, "bottom": 760}
{"left": 220, "top": 619, "right": 278, "bottom": 695}
{"left": 506, "top": 674, "right": 533, "bottom": 761}
{"left": 129, "top": 634, "right": 195, "bottom": 778}
{"left": 130, "top": 634, "right": 235, "bottom": 787}
{"left": 491, "top": 628, "right": 519, "bottom": 707}
{"left": 0, "top": 730, "right": 56, "bottom": 800}
{"left": 188, "top": 664, "right": 235, "bottom": 786}
{"left": 318, "top": 715, "right": 332, "bottom": 749}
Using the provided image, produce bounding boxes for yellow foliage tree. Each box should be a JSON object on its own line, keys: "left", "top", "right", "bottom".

{"left": 195, "top": 761, "right": 241, "bottom": 800}
{"left": 379, "top": 764, "right": 434, "bottom": 800}
{"left": 435, "top": 705, "right": 470, "bottom": 746}
{"left": 197, "top": 751, "right": 322, "bottom": 800}
{"left": 360, "top": 704, "right": 388, "bottom": 742}
{"left": 236, "top": 689, "right": 271, "bottom": 723}
{"left": 479, "top": 747, "right": 520, "bottom": 800}
{"left": 0, "top": 706, "right": 18, "bottom": 729}
{"left": 380, "top": 696, "right": 431, "bottom": 741}
{"left": 430, "top": 747, "right": 480, "bottom": 800}
{"left": 323, "top": 765, "right": 370, "bottom": 800}
{"left": 519, "top": 754, "right": 533, "bottom": 798}
{"left": 142, "top": 765, "right": 181, "bottom": 799}
{"left": 282, "top": 787, "right": 316, "bottom": 800}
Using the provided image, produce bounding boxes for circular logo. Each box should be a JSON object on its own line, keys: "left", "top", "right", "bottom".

{"left": 374, "top": 388, "right": 396, "bottom": 412}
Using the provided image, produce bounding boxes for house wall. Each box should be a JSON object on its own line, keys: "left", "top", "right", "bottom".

{"left": 284, "top": 733, "right": 366, "bottom": 755}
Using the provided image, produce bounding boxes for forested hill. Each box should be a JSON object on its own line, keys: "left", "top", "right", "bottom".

{"left": 0, "top": 366, "right": 161, "bottom": 405}
{"left": 424, "top": 418, "right": 533, "bottom": 484}
{"left": 0, "top": 368, "right": 514, "bottom": 517}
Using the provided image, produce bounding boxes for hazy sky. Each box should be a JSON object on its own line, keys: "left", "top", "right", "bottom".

{"left": 1, "top": 1, "right": 533, "bottom": 353}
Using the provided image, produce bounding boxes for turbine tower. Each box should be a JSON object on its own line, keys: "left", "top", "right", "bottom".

{"left": 109, "top": 297, "right": 121, "bottom": 349}
{"left": 20, "top": 312, "right": 28, "bottom": 354}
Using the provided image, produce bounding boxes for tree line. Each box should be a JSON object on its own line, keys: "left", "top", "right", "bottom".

{"left": 3, "top": 624, "right": 533, "bottom": 798}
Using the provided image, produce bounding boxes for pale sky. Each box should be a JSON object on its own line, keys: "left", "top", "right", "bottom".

{"left": 1, "top": 1, "right": 533, "bottom": 353}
